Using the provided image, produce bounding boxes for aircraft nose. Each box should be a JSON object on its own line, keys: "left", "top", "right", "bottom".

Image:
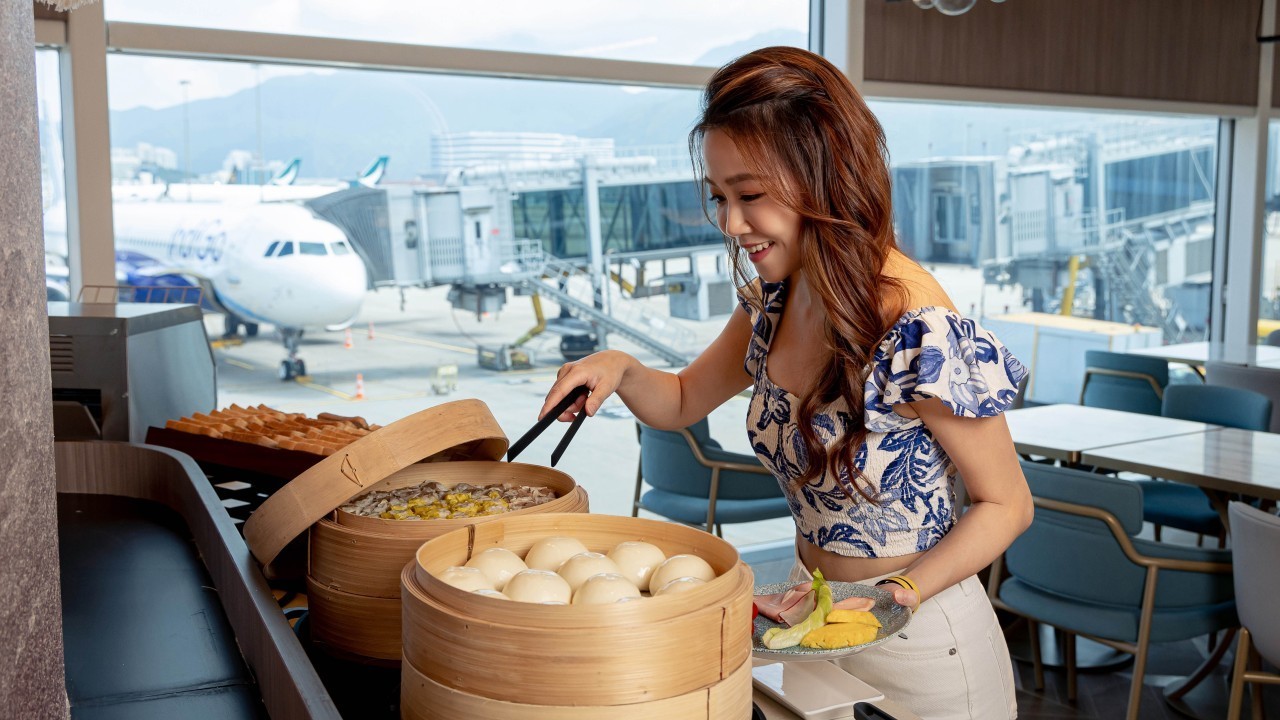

{"left": 334, "top": 257, "right": 367, "bottom": 316}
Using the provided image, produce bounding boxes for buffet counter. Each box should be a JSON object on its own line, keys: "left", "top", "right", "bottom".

{"left": 54, "top": 436, "right": 926, "bottom": 720}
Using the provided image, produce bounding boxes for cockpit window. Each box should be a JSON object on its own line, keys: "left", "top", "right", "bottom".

{"left": 265, "top": 241, "right": 281, "bottom": 257}
{"left": 277, "top": 242, "right": 295, "bottom": 257}
{"left": 331, "top": 241, "right": 351, "bottom": 255}
{"left": 300, "top": 242, "right": 328, "bottom": 256}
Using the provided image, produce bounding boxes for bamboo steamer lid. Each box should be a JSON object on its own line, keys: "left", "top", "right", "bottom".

{"left": 243, "top": 399, "right": 508, "bottom": 568}
{"left": 401, "top": 653, "right": 753, "bottom": 720}
{"left": 401, "top": 514, "right": 754, "bottom": 706}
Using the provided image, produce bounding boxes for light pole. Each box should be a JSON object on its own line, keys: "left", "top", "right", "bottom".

{"left": 253, "top": 63, "right": 263, "bottom": 186}
{"left": 179, "top": 79, "right": 191, "bottom": 199}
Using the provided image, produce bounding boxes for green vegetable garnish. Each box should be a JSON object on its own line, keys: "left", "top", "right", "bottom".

{"left": 762, "top": 568, "right": 833, "bottom": 650}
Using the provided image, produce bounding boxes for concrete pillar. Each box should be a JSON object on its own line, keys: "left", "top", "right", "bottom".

{"left": 0, "top": 0, "right": 69, "bottom": 717}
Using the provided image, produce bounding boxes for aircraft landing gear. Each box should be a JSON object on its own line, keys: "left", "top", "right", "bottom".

{"left": 278, "top": 358, "right": 307, "bottom": 381}
{"left": 278, "top": 328, "right": 306, "bottom": 381}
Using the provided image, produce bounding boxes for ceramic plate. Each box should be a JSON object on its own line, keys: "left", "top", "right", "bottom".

{"left": 751, "top": 581, "right": 911, "bottom": 661}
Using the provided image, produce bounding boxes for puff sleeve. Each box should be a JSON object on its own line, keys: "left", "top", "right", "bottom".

{"left": 863, "top": 307, "right": 1029, "bottom": 433}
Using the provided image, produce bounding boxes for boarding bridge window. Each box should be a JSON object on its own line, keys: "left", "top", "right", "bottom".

{"left": 104, "top": 1, "right": 808, "bottom": 66}
{"left": 264, "top": 241, "right": 281, "bottom": 257}
{"left": 331, "top": 242, "right": 351, "bottom": 255}
{"left": 932, "top": 192, "right": 965, "bottom": 245}
{"left": 874, "top": 98, "right": 1219, "bottom": 406}
{"left": 277, "top": 242, "right": 294, "bottom": 257}
{"left": 300, "top": 242, "right": 328, "bottom": 256}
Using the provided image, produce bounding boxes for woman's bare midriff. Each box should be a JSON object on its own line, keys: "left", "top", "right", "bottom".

{"left": 796, "top": 532, "right": 925, "bottom": 583}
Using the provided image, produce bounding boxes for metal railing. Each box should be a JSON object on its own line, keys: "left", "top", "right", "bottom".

{"left": 528, "top": 254, "right": 694, "bottom": 366}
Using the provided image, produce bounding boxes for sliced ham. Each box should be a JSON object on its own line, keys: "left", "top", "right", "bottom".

{"left": 754, "top": 582, "right": 816, "bottom": 627}
{"left": 833, "top": 596, "right": 876, "bottom": 612}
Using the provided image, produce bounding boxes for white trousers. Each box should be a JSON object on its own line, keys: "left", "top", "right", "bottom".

{"left": 787, "top": 563, "right": 1017, "bottom": 720}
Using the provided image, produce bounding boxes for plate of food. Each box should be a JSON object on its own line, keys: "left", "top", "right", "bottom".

{"left": 752, "top": 571, "right": 911, "bottom": 661}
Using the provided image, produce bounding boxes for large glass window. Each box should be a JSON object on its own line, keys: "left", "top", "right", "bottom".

{"left": 1260, "top": 120, "right": 1280, "bottom": 345}
{"left": 104, "top": 0, "right": 807, "bottom": 66}
{"left": 106, "top": 53, "right": 745, "bottom": 528}
{"left": 873, "top": 100, "right": 1219, "bottom": 403}
{"left": 36, "top": 48, "right": 69, "bottom": 301}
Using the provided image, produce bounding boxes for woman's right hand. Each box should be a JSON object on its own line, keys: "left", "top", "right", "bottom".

{"left": 539, "top": 349, "right": 637, "bottom": 422}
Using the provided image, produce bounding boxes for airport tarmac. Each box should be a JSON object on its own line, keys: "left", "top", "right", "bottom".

{"left": 206, "top": 263, "right": 1023, "bottom": 551}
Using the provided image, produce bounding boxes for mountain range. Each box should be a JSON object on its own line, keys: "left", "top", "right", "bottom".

{"left": 108, "top": 30, "right": 803, "bottom": 180}
{"left": 107, "top": 28, "right": 1143, "bottom": 182}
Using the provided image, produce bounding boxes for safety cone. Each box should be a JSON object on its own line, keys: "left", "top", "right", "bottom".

{"left": 354, "top": 373, "right": 366, "bottom": 400}
{"left": 367, "top": 322, "right": 376, "bottom": 340}
{"left": 344, "top": 328, "right": 353, "bottom": 349}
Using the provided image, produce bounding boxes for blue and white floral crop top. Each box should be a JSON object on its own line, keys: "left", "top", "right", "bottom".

{"left": 740, "top": 280, "right": 1029, "bottom": 558}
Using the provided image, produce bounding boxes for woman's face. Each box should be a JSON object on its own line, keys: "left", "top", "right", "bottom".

{"left": 703, "top": 129, "right": 803, "bottom": 283}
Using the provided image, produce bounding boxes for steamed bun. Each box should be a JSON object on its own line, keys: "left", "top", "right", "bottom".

{"left": 524, "top": 536, "right": 590, "bottom": 571}
{"left": 607, "top": 541, "right": 667, "bottom": 591}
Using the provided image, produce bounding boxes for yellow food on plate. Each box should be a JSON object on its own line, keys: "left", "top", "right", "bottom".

{"left": 826, "top": 609, "right": 881, "bottom": 627}
{"left": 799, "top": 622, "right": 878, "bottom": 650}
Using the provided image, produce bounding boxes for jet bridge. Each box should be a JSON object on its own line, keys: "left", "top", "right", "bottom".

{"left": 307, "top": 185, "right": 696, "bottom": 365}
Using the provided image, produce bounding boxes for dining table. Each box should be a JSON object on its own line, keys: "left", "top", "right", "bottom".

{"left": 1127, "top": 341, "right": 1280, "bottom": 374}
{"left": 1004, "top": 404, "right": 1220, "bottom": 465}
{"left": 1081, "top": 426, "right": 1280, "bottom": 521}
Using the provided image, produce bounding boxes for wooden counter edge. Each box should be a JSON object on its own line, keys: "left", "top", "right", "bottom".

{"left": 54, "top": 440, "right": 341, "bottom": 720}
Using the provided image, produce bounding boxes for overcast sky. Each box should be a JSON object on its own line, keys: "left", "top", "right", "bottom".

{"left": 103, "top": 0, "right": 808, "bottom": 110}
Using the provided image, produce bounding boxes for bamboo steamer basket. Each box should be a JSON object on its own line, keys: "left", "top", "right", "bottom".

{"left": 402, "top": 513, "right": 754, "bottom": 708}
{"left": 241, "top": 399, "right": 589, "bottom": 663}
{"left": 401, "top": 653, "right": 753, "bottom": 720}
{"left": 309, "top": 462, "right": 589, "bottom": 598}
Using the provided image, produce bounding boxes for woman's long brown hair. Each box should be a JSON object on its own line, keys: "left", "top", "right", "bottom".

{"left": 690, "top": 46, "right": 910, "bottom": 501}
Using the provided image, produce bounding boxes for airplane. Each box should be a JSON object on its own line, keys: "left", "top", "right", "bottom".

{"left": 43, "top": 199, "right": 368, "bottom": 381}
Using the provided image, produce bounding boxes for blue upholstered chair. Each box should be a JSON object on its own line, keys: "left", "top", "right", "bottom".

{"left": 1079, "top": 350, "right": 1169, "bottom": 415}
{"left": 1265, "top": 329, "right": 1280, "bottom": 347}
{"left": 633, "top": 419, "right": 790, "bottom": 536}
{"left": 1139, "top": 385, "right": 1272, "bottom": 545}
{"left": 990, "top": 461, "right": 1236, "bottom": 720}
{"left": 1227, "top": 502, "right": 1280, "bottom": 719}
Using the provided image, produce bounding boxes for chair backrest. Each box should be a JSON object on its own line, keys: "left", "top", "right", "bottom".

{"left": 1162, "top": 384, "right": 1272, "bottom": 431}
{"left": 1229, "top": 502, "right": 1280, "bottom": 664}
{"left": 1080, "top": 350, "right": 1169, "bottom": 415}
{"left": 637, "top": 421, "right": 781, "bottom": 501}
{"left": 1007, "top": 461, "right": 1233, "bottom": 611}
{"left": 1205, "top": 362, "right": 1280, "bottom": 432}
{"left": 1266, "top": 329, "right": 1280, "bottom": 347}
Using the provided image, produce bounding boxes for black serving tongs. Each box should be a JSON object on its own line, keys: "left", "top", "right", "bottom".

{"left": 506, "top": 385, "right": 589, "bottom": 467}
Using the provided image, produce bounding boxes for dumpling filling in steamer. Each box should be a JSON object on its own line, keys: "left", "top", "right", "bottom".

{"left": 341, "top": 481, "right": 557, "bottom": 520}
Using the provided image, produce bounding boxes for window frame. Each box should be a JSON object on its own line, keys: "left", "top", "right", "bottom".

{"left": 37, "top": 0, "right": 1277, "bottom": 363}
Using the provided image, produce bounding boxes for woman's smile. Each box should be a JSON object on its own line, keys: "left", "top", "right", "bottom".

{"left": 743, "top": 240, "right": 774, "bottom": 262}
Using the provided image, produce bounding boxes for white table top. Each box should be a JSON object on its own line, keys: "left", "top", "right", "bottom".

{"left": 1127, "top": 341, "right": 1280, "bottom": 367}
{"left": 1080, "top": 427, "right": 1280, "bottom": 501}
{"left": 1006, "top": 404, "right": 1219, "bottom": 464}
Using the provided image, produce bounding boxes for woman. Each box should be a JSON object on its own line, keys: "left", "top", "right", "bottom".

{"left": 540, "top": 46, "right": 1031, "bottom": 719}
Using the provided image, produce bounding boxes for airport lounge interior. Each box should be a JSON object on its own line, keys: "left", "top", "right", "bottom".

{"left": 7, "top": 1, "right": 1280, "bottom": 719}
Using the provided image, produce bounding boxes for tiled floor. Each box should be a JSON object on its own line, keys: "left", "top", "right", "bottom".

{"left": 740, "top": 541, "right": 1278, "bottom": 720}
